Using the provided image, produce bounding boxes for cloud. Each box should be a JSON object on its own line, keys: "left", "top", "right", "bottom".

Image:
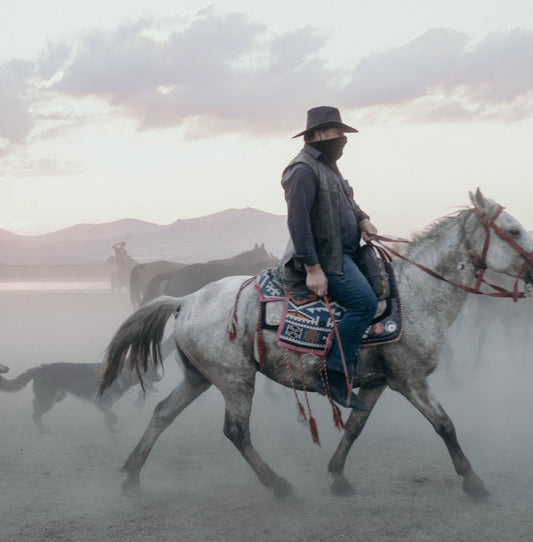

{"left": 343, "top": 28, "right": 468, "bottom": 106}
{"left": 54, "top": 13, "right": 332, "bottom": 135}
{"left": 37, "top": 42, "right": 71, "bottom": 81}
{"left": 0, "top": 153, "right": 82, "bottom": 178}
{"left": 0, "top": 60, "right": 35, "bottom": 143}
{"left": 55, "top": 20, "right": 533, "bottom": 131}
{"left": 1, "top": 14, "right": 533, "bottom": 151}
{"left": 461, "top": 29, "right": 533, "bottom": 102}
{"left": 342, "top": 27, "right": 533, "bottom": 119}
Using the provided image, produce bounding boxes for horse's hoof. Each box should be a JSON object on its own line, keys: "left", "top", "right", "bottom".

{"left": 273, "top": 478, "right": 295, "bottom": 499}
{"left": 121, "top": 476, "right": 142, "bottom": 497}
{"left": 330, "top": 474, "right": 356, "bottom": 497}
{"left": 462, "top": 477, "right": 490, "bottom": 499}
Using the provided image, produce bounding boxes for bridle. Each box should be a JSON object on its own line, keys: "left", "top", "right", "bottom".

{"left": 370, "top": 205, "right": 533, "bottom": 302}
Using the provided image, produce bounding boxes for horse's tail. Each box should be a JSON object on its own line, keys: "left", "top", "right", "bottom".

{"left": 129, "top": 264, "right": 143, "bottom": 307}
{"left": 0, "top": 367, "right": 38, "bottom": 392}
{"left": 98, "top": 296, "right": 182, "bottom": 395}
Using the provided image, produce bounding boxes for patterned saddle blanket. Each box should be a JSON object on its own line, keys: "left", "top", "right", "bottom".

{"left": 256, "top": 266, "right": 402, "bottom": 355}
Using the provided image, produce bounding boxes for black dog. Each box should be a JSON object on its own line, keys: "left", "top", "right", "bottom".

{"left": 0, "top": 362, "right": 160, "bottom": 433}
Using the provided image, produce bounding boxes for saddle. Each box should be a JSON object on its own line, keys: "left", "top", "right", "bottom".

{"left": 255, "top": 245, "right": 402, "bottom": 358}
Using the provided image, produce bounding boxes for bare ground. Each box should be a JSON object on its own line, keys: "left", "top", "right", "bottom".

{"left": 1, "top": 287, "right": 532, "bottom": 542}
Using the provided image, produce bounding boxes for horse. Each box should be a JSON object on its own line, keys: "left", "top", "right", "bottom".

{"left": 143, "top": 259, "right": 279, "bottom": 305}
{"left": 441, "top": 271, "right": 533, "bottom": 382}
{"left": 129, "top": 260, "right": 186, "bottom": 308}
{"left": 98, "top": 190, "right": 533, "bottom": 499}
{"left": 130, "top": 245, "right": 277, "bottom": 308}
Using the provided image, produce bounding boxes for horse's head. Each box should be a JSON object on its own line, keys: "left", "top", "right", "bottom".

{"left": 467, "top": 188, "right": 533, "bottom": 285}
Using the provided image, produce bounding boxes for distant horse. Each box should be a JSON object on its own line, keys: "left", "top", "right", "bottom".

{"left": 99, "top": 190, "right": 533, "bottom": 499}
{"left": 442, "top": 271, "right": 533, "bottom": 381}
{"left": 141, "top": 244, "right": 278, "bottom": 305}
{"left": 129, "top": 260, "right": 186, "bottom": 308}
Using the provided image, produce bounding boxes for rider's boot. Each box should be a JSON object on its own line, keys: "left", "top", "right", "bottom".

{"left": 315, "top": 369, "right": 369, "bottom": 411}
{"left": 350, "top": 352, "right": 387, "bottom": 390}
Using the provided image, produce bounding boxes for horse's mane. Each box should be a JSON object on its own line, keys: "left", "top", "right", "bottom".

{"left": 404, "top": 206, "right": 471, "bottom": 256}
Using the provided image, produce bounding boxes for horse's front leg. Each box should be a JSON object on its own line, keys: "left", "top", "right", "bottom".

{"left": 328, "top": 385, "right": 386, "bottom": 496}
{"left": 223, "top": 383, "right": 294, "bottom": 499}
{"left": 394, "top": 377, "right": 489, "bottom": 499}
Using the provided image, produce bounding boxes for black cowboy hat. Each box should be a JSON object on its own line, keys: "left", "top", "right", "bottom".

{"left": 292, "top": 106, "right": 358, "bottom": 138}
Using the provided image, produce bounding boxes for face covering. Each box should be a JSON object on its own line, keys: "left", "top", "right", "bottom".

{"left": 309, "top": 135, "right": 347, "bottom": 162}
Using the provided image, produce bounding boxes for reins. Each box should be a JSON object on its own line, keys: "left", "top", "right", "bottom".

{"left": 368, "top": 205, "right": 533, "bottom": 302}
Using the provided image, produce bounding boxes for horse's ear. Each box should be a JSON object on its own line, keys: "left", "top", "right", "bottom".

{"left": 469, "top": 188, "right": 486, "bottom": 210}
{"left": 469, "top": 188, "right": 498, "bottom": 216}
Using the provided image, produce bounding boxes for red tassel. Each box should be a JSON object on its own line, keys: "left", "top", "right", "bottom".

{"left": 309, "top": 416, "right": 321, "bottom": 446}
{"left": 332, "top": 404, "right": 346, "bottom": 431}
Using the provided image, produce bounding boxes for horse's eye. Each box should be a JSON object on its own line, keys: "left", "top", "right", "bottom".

{"left": 508, "top": 229, "right": 521, "bottom": 238}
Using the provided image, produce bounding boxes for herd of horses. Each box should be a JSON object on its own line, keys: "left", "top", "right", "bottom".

{"left": 3, "top": 190, "right": 533, "bottom": 503}
{"left": 128, "top": 243, "right": 279, "bottom": 307}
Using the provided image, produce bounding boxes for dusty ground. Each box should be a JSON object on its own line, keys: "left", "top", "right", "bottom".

{"left": 1, "top": 282, "right": 532, "bottom": 542}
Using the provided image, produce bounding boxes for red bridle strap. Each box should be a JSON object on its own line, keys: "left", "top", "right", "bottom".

{"left": 472, "top": 205, "right": 533, "bottom": 301}
{"left": 370, "top": 236, "right": 519, "bottom": 298}
{"left": 472, "top": 205, "right": 502, "bottom": 291}
{"left": 368, "top": 205, "right": 532, "bottom": 301}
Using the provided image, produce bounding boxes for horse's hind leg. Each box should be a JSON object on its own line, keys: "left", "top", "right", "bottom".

{"left": 395, "top": 377, "right": 489, "bottom": 499}
{"left": 121, "top": 365, "right": 211, "bottom": 495}
{"left": 328, "top": 385, "right": 386, "bottom": 496}
{"left": 223, "top": 384, "right": 294, "bottom": 499}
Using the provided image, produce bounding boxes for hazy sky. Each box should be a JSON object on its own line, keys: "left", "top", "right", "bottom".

{"left": 1, "top": 0, "right": 533, "bottom": 236}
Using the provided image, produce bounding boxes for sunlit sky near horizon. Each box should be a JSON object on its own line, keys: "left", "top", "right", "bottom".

{"left": 1, "top": 0, "right": 533, "bottom": 237}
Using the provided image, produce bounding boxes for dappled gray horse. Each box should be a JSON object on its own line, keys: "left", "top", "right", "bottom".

{"left": 99, "top": 190, "right": 533, "bottom": 499}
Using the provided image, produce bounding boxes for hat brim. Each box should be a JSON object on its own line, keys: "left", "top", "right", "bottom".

{"left": 292, "top": 121, "right": 358, "bottom": 139}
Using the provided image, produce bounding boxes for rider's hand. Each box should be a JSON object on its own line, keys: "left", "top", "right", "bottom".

{"left": 304, "top": 263, "right": 328, "bottom": 297}
{"left": 360, "top": 218, "right": 378, "bottom": 242}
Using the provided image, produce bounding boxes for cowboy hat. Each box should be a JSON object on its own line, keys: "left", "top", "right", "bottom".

{"left": 292, "top": 106, "right": 358, "bottom": 138}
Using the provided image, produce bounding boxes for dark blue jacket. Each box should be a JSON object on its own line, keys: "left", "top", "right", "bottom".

{"left": 281, "top": 144, "right": 368, "bottom": 275}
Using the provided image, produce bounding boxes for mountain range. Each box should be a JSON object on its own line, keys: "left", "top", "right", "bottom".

{"left": 0, "top": 208, "right": 289, "bottom": 265}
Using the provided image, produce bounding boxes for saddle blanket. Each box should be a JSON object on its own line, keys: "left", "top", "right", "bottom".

{"left": 256, "top": 267, "right": 402, "bottom": 355}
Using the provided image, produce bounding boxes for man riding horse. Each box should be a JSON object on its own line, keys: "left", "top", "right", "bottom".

{"left": 281, "top": 106, "right": 382, "bottom": 410}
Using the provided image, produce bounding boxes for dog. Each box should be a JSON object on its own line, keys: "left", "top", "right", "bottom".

{"left": 0, "top": 361, "right": 161, "bottom": 433}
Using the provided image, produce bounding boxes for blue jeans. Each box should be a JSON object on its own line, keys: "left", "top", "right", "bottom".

{"left": 325, "top": 254, "right": 378, "bottom": 374}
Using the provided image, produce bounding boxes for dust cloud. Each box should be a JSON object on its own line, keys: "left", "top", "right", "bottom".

{"left": 1, "top": 285, "right": 532, "bottom": 541}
